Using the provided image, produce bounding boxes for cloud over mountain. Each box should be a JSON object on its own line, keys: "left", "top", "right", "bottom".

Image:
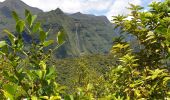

{"left": 0, "top": 0, "right": 163, "bottom": 20}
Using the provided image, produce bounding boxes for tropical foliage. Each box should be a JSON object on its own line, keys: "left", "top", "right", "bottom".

{"left": 0, "top": 10, "right": 65, "bottom": 99}
{"left": 0, "top": 0, "right": 169, "bottom": 100}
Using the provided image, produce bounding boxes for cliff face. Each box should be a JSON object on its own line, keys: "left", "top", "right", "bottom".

{"left": 0, "top": 0, "right": 42, "bottom": 33}
{"left": 0, "top": 0, "right": 42, "bottom": 14}
{"left": 0, "top": 0, "right": 119, "bottom": 58}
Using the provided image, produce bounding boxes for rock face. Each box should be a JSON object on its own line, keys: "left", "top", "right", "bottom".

{"left": 0, "top": 0, "right": 42, "bottom": 14}
{"left": 0, "top": 0, "right": 42, "bottom": 32}
{"left": 0, "top": 0, "right": 119, "bottom": 58}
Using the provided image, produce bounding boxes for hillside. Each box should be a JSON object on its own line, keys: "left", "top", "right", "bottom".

{"left": 0, "top": 0, "right": 119, "bottom": 57}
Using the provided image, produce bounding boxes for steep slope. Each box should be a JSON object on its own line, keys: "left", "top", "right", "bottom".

{"left": 0, "top": 0, "right": 118, "bottom": 58}
{"left": 0, "top": 0, "right": 42, "bottom": 32}
{"left": 38, "top": 9, "right": 118, "bottom": 57}
{"left": 0, "top": 0, "right": 42, "bottom": 15}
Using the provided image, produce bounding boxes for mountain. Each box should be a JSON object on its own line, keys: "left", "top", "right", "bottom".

{"left": 0, "top": 0, "right": 42, "bottom": 14}
{"left": 0, "top": 0, "right": 42, "bottom": 32}
{"left": 0, "top": 0, "right": 119, "bottom": 58}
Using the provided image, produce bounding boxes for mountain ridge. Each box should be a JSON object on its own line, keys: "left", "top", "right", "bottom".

{"left": 0, "top": 0, "right": 119, "bottom": 58}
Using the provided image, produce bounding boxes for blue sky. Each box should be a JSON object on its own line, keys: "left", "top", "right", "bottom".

{"left": 0, "top": 0, "right": 164, "bottom": 20}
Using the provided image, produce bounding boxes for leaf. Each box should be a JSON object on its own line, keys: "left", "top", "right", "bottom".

{"left": 151, "top": 69, "right": 165, "bottom": 80}
{"left": 28, "top": 15, "right": 37, "bottom": 27}
{"left": 87, "top": 83, "right": 93, "bottom": 91}
{"left": 31, "top": 15, "right": 37, "bottom": 27}
{"left": 49, "top": 96, "right": 61, "bottom": 100}
{"left": 12, "top": 11, "right": 19, "bottom": 22}
{"left": 0, "top": 41, "right": 6, "bottom": 48}
{"left": 3, "top": 29, "right": 16, "bottom": 44}
{"left": 2, "top": 84, "right": 18, "bottom": 100}
{"left": 26, "top": 10, "right": 37, "bottom": 27}
{"left": 57, "top": 30, "right": 65, "bottom": 45}
{"left": 134, "top": 89, "right": 141, "bottom": 97}
{"left": 1, "top": 45, "right": 8, "bottom": 54}
{"left": 163, "top": 77, "right": 170, "bottom": 85}
{"left": 155, "top": 26, "right": 167, "bottom": 34}
{"left": 39, "top": 30, "right": 46, "bottom": 42}
{"left": 16, "top": 20, "right": 25, "bottom": 33}
{"left": 145, "top": 31, "right": 155, "bottom": 41}
{"left": 31, "top": 96, "right": 38, "bottom": 100}
{"left": 64, "top": 95, "right": 74, "bottom": 100}
{"left": 147, "top": 31, "right": 154, "bottom": 37}
{"left": 40, "top": 96, "right": 49, "bottom": 99}
{"left": 39, "top": 61, "right": 46, "bottom": 70}
{"left": 3, "top": 84, "right": 16, "bottom": 96}
{"left": 25, "top": 9, "right": 31, "bottom": 18}
{"left": 32, "top": 22, "right": 41, "bottom": 33}
{"left": 36, "top": 70, "right": 43, "bottom": 79}
{"left": 2, "top": 90, "right": 14, "bottom": 100}
{"left": 43, "top": 40, "right": 54, "bottom": 47}
{"left": 46, "top": 66, "right": 55, "bottom": 79}
{"left": 26, "top": 14, "right": 32, "bottom": 27}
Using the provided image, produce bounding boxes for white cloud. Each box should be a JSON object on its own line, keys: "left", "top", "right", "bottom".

{"left": 106, "top": 0, "right": 163, "bottom": 20}
{"left": 21, "top": 0, "right": 143, "bottom": 20}
{"left": 21, "top": 0, "right": 113, "bottom": 14}
{"left": 106, "top": 0, "right": 142, "bottom": 20}
{"left": 0, "top": 0, "right": 164, "bottom": 20}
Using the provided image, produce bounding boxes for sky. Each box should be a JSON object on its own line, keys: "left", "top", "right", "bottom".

{"left": 0, "top": 0, "right": 163, "bottom": 20}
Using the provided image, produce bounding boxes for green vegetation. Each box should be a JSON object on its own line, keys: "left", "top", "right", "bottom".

{"left": 0, "top": 0, "right": 170, "bottom": 99}
{"left": 0, "top": 10, "right": 65, "bottom": 99}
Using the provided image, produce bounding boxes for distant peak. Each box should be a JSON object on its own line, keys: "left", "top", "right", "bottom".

{"left": 4, "top": 0, "right": 22, "bottom": 3}
{"left": 55, "top": 8, "right": 64, "bottom": 14}
{"left": 76, "top": 12, "right": 82, "bottom": 14}
{"left": 1, "top": 0, "right": 27, "bottom": 6}
{"left": 73, "top": 12, "right": 83, "bottom": 15}
{"left": 0, "top": 0, "right": 42, "bottom": 14}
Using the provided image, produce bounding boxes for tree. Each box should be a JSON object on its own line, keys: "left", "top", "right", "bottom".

{"left": 108, "top": 0, "right": 170, "bottom": 99}
{"left": 0, "top": 10, "right": 65, "bottom": 99}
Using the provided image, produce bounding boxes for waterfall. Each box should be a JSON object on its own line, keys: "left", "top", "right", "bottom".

{"left": 75, "top": 23, "right": 81, "bottom": 55}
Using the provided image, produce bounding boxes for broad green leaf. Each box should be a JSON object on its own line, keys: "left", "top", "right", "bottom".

{"left": 145, "top": 31, "right": 155, "bottom": 41}
{"left": 32, "top": 22, "right": 41, "bottom": 33}
{"left": 26, "top": 11, "right": 37, "bottom": 27}
{"left": 3, "top": 84, "right": 16, "bottom": 96}
{"left": 0, "top": 41, "right": 6, "bottom": 48}
{"left": 3, "top": 29, "right": 16, "bottom": 44}
{"left": 31, "top": 96, "right": 38, "bottom": 100}
{"left": 134, "top": 89, "right": 141, "bottom": 97}
{"left": 26, "top": 14, "right": 32, "bottom": 27}
{"left": 36, "top": 70, "right": 43, "bottom": 79}
{"left": 31, "top": 15, "right": 37, "bottom": 27}
{"left": 49, "top": 96, "right": 61, "bottom": 100}
{"left": 57, "top": 30, "right": 65, "bottom": 45}
{"left": 155, "top": 26, "right": 168, "bottom": 34}
{"left": 1, "top": 45, "right": 8, "bottom": 54}
{"left": 25, "top": 9, "right": 31, "bottom": 18}
{"left": 43, "top": 40, "right": 54, "bottom": 47}
{"left": 0, "top": 51, "right": 5, "bottom": 55}
{"left": 46, "top": 66, "right": 55, "bottom": 79}
{"left": 40, "top": 30, "right": 46, "bottom": 42}
{"left": 40, "top": 96, "right": 49, "bottom": 99}
{"left": 151, "top": 69, "right": 165, "bottom": 80}
{"left": 87, "top": 83, "right": 93, "bottom": 91}
{"left": 12, "top": 11, "right": 19, "bottom": 22}
{"left": 64, "top": 95, "right": 74, "bottom": 100}
{"left": 39, "top": 61, "right": 46, "bottom": 70}
{"left": 163, "top": 77, "right": 170, "bottom": 85}
{"left": 2, "top": 90, "right": 14, "bottom": 100}
{"left": 16, "top": 20, "right": 25, "bottom": 33}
